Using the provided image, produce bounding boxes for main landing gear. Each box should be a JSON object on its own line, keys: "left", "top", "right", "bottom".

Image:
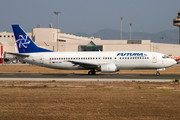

{"left": 88, "top": 69, "right": 96, "bottom": 75}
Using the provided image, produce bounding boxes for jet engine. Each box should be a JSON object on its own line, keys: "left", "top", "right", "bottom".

{"left": 100, "top": 64, "right": 118, "bottom": 73}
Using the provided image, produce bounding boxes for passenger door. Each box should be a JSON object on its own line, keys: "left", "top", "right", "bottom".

{"left": 152, "top": 54, "right": 157, "bottom": 63}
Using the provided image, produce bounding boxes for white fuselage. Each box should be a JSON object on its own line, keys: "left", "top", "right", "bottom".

{"left": 17, "top": 51, "right": 176, "bottom": 72}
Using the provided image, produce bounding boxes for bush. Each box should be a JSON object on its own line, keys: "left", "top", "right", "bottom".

{"left": 44, "top": 85, "right": 47, "bottom": 87}
{"left": 138, "top": 84, "right": 142, "bottom": 89}
{"left": 162, "top": 88, "right": 169, "bottom": 92}
{"left": 175, "top": 79, "right": 179, "bottom": 82}
{"left": 52, "top": 80, "right": 56, "bottom": 82}
{"left": 11, "top": 83, "right": 14, "bottom": 87}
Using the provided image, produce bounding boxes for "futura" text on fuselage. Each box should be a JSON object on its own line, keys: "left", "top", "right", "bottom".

{"left": 117, "top": 53, "right": 147, "bottom": 56}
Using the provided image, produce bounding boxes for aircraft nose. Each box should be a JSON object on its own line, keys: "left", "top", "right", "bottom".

{"left": 172, "top": 59, "right": 177, "bottom": 65}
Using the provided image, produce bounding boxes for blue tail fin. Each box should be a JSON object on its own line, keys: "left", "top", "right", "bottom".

{"left": 12, "top": 25, "right": 53, "bottom": 53}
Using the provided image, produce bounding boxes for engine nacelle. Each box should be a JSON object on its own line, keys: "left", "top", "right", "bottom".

{"left": 100, "top": 64, "right": 118, "bottom": 73}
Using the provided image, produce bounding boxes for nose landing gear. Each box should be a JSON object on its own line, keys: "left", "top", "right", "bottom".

{"left": 156, "top": 68, "right": 165, "bottom": 76}
{"left": 156, "top": 72, "right": 160, "bottom": 76}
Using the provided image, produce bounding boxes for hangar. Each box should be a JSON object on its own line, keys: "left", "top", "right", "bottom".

{"left": 0, "top": 27, "right": 180, "bottom": 63}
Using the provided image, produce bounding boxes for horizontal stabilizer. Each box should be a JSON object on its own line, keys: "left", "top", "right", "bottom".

{"left": 6, "top": 52, "right": 29, "bottom": 57}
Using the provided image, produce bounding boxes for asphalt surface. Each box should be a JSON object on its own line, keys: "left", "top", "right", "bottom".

{"left": 0, "top": 73, "right": 180, "bottom": 82}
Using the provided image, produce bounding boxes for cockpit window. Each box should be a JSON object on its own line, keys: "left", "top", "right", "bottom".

{"left": 162, "top": 55, "right": 169, "bottom": 58}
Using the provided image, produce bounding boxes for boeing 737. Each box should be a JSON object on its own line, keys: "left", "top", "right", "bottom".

{"left": 7, "top": 25, "right": 177, "bottom": 76}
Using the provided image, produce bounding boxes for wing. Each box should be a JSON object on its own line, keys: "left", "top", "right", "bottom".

{"left": 67, "top": 60, "right": 99, "bottom": 69}
{"left": 6, "top": 52, "right": 29, "bottom": 57}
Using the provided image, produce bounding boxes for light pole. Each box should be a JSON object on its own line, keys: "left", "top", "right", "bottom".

{"left": 54, "top": 11, "right": 61, "bottom": 52}
{"left": 160, "top": 37, "right": 164, "bottom": 43}
{"left": 120, "top": 17, "right": 123, "bottom": 40}
{"left": 130, "top": 23, "right": 132, "bottom": 40}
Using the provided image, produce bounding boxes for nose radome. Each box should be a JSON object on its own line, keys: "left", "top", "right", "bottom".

{"left": 172, "top": 59, "right": 177, "bottom": 65}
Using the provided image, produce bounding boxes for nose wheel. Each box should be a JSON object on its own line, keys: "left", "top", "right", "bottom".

{"left": 88, "top": 70, "right": 96, "bottom": 75}
{"left": 156, "top": 72, "right": 160, "bottom": 76}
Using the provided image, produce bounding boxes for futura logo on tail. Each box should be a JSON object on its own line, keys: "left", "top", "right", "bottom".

{"left": 16, "top": 35, "right": 30, "bottom": 48}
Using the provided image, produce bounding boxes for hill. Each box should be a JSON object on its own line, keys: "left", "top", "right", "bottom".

{"left": 73, "top": 29, "right": 179, "bottom": 44}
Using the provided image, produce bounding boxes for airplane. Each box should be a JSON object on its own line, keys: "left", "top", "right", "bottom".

{"left": 7, "top": 25, "right": 177, "bottom": 76}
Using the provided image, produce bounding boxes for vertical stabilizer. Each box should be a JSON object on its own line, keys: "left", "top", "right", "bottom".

{"left": 12, "top": 25, "right": 53, "bottom": 53}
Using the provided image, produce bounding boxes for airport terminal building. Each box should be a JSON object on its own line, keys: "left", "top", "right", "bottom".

{"left": 1, "top": 27, "right": 180, "bottom": 61}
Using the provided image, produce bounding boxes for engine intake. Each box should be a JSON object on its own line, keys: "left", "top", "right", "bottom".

{"left": 101, "top": 64, "right": 118, "bottom": 73}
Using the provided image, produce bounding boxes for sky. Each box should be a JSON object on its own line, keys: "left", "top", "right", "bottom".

{"left": 0, "top": 0, "right": 180, "bottom": 34}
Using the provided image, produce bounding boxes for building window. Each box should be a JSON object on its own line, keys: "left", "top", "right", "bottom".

{"left": 79, "top": 41, "right": 103, "bottom": 51}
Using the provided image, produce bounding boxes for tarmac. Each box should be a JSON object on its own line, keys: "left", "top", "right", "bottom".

{"left": 0, "top": 73, "right": 179, "bottom": 82}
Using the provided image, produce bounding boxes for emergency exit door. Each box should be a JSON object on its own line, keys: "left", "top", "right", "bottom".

{"left": 39, "top": 55, "right": 44, "bottom": 64}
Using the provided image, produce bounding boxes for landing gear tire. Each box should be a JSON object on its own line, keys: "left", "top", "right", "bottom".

{"left": 156, "top": 72, "right": 160, "bottom": 76}
{"left": 88, "top": 70, "right": 96, "bottom": 75}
